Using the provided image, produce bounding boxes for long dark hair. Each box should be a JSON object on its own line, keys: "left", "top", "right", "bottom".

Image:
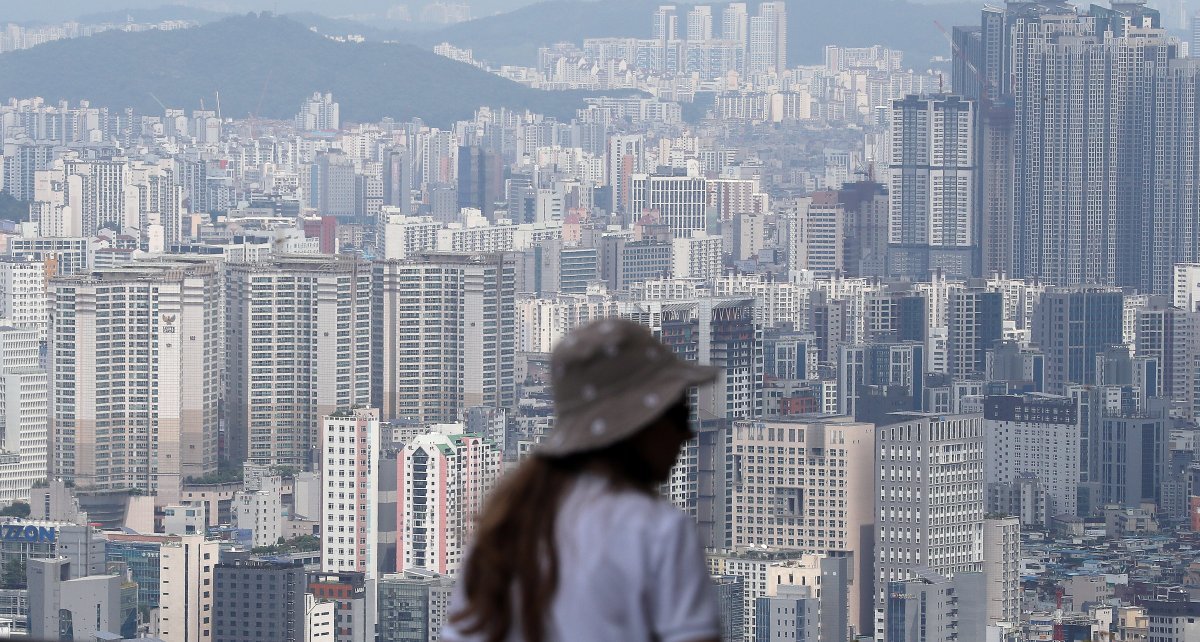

{"left": 448, "top": 437, "right": 662, "bottom": 642}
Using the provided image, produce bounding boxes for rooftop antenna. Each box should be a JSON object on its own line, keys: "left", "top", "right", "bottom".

{"left": 215, "top": 90, "right": 222, "bottom": 121}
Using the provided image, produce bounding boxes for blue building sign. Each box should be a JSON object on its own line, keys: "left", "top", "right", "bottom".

{"left": 1, "top": 524, "right": 57, "bottom": 543}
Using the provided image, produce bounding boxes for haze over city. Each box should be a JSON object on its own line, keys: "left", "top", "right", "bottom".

{"left": 0, "top": 0, "right": 1199, "bottom": 641}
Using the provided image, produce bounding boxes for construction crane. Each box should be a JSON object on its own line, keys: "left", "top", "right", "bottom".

{"left": 932, "top": 19, "right": 989, "bottom": 100}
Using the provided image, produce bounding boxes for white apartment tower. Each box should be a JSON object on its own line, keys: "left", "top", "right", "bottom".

{"left": 721, "top": 3, "right": 749, "bottom": 48}
{"left": 686, "top": 5, "right": 713, "bottom": 41}
{"left": 653, "top": 5, "right": 679, "bottom": 40}
{"left": 1172, "top": 263, "right": 1200, "bottom": 311}
{"left": 225, "top": 255, "right": 372, "bottom": 467}
{"left": 874, "top": 412, "right": 985, "bottom": 639}
{"left": 608, "top": 135, "right": 644, "bottom": 216}
{"left": 787, "top": 192, "right": 845, "bottom": 278}
{"left": 231, "top": 473, "right": 283, "bottom": 549}
{"left": 398, "top": 429, "right": 501, "bottom": 575}
{"left": 372, "top": 253, "right": 516, "bottom": 425}
{"left": 0, "top": 258, "right": 50, "bottom": 340}
{"left": 0, "top": 326, "right": 47, "bottom": 502}
{"left": 748, "top": 1, "right": 786, "bottom": 74}
{"left": 889, "top": 95, "right": 976, "bottom": 256}
{"left": 728, "top": 417, "right": 878, "bottom": 637}
{"left": 296, "top": 92, "right": 340, "bottom": 132}
{"left": 984, "top": 394, "right": 1081, "bottom": 519}
{"left": 321, "top": 408, "right": 380, "bottom": 577}
{"left": 49, "top": 261, "right": 221, "bottom": 502}
{"left": 631, "top": 171, "right": 708, "bottom": 239}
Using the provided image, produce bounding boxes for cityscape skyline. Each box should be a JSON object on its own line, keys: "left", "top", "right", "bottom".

{"left": 2, "top": 1, "right": 1200, "bottom": 641}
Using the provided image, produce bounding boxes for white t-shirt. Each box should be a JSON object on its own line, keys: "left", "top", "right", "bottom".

{"left": 442, "top": 472, "right": 721, "bottom": 642}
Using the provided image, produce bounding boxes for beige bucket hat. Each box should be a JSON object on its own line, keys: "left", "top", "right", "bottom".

{"left": 538, "top": 318, "right": 719, "bottom": 457}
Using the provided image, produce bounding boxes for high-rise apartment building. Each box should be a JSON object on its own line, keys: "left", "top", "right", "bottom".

{"left": 608, "top": 135, "right": 644, "bottom": 216}
{"left": 2, "top": 138, "right": 54, "bottom": 201}
{"left": 381, "top": 146, "right": 413, "bottom": 214}
{"left": 1193, "top": 10, "right": 1200, "bottom": 55}
{"left": 983, "top": 394, "right": 1080, "bottom": 519}
{"left": 888, "top": 95, "right": 976, "bottom": 279}
{"left": 946, "top": 288, "right": 1002, "bottom": 378}
{"left": 874, "top": 412, "right": 984, "bottom": 638}
{"left": 158, "top": 535, "right": 219, "bottom": 642}
{"left": 1031, "top": 287, "right": 1125, "bottom": 395}
{"left": 398, "top": 429, "right": 502, "bottom": 575}
{"left": 57, "top": 157, "right": 130, "bottom": 235}
{"left": 653, "top": 4, "right": 679, "bottom": 40}
{"left": 372, "top": 252, "right": 516, "bottom": 425}
{"left": 310, "top": 152, "right": 358, "bottom": 219}
{"left": 721, "top": 3, "right": 748, "bottom": 48}
{"left": 321, "top": 409, "right": 380, "bottom": 577}
{"left": 296, "top": 92, "right": 340, "bottom": 132}
{"left": 671, "top": 230, "right": 723, "bottom": 280}
{"left": 50, "top": 260, "right": 221, "bottom": 502}
{"left": 787, "top": 192, "right": 845, "bottom": 278}
{"left": 979, "top": 98, "right": 1015, "bottom": 279}
{"left": 225, "top": 255, "right": 372, "bottom": 467}
{"left": 1135, "top": 305, "right": 1200, "bottom": 416}
{"left": 954, "top": 2, "right": 1200, "bottom": 291}
{"left": 686, "top": 5, "right": 713, "bottom": 41}
{"left": 748, "top": 1, "right": 786, "bottom": 74}
{"left": 1173, "top": 263, "right": 1200, "bottom": 311}
{"left": 0, "top": 326, "right": 48, "bottom": 503}
{"left": 1098, "top": 404, "right": 1168, "bottom": 506}
{"left": 0, "top": 257, "right": 50, "bottom": 340}
{"left": 707, "top": 548, "right": 814, "bottom": 642}
{"left": 456, "top": 145, "right": 503, "bottom": 220}
{"left": 1001, "top": 3, "right": 1197, "bottom": 291}
{"left": 630, "top": 170, "right": 708, "bottom": 239}
{"left": 728, "top": 418, "right": 877, "bottom": 636}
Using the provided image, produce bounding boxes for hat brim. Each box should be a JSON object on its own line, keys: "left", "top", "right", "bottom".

{"left": 536, "top": 361, "right": 719, "bottom": 457}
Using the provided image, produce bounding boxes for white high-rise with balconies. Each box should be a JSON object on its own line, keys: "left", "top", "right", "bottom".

{"left": 398, "top": 427, "right": 501, "bottom": 576}
{"left": 296, "top": 92, "right": 340, "bottom": 132}
{"left": 225, "top": 255, "right": 372, "bottom": 468}
{"left": 874, "top": 412, "right": 984, "bottom": 640}
{"left": 0, "top": 257, "right": 49, "bottom": 340}
{"left": 321, "top": 408, "right": 380, "bottom": 577}
{"left": 372, "top": 253, "right": 516, "bottom": 425}
{"left": 49, "top": 260, "right": 221, "bottom": 503}
{"left": 747, "top": 1, "right": 786, "bottom": 74}
{"left": 728, "top": 417, "right": 878, "bottom": 637}
{"left": 630, "top": 170, "right": 707, "bottom": 239}
{"left": 0, "top": 326, "right": 47, "bottom": 503}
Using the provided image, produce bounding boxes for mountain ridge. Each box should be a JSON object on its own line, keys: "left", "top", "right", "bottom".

{"left": 0, "top": 13, "right": 606, "bottom": 127}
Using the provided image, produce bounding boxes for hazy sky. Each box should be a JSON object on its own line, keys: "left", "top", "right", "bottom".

{"left": 4, "top": 0, "right": 978, "bottom": 23}
{"left": 4, "top": 0, "right": 1195, "bottom": 28}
